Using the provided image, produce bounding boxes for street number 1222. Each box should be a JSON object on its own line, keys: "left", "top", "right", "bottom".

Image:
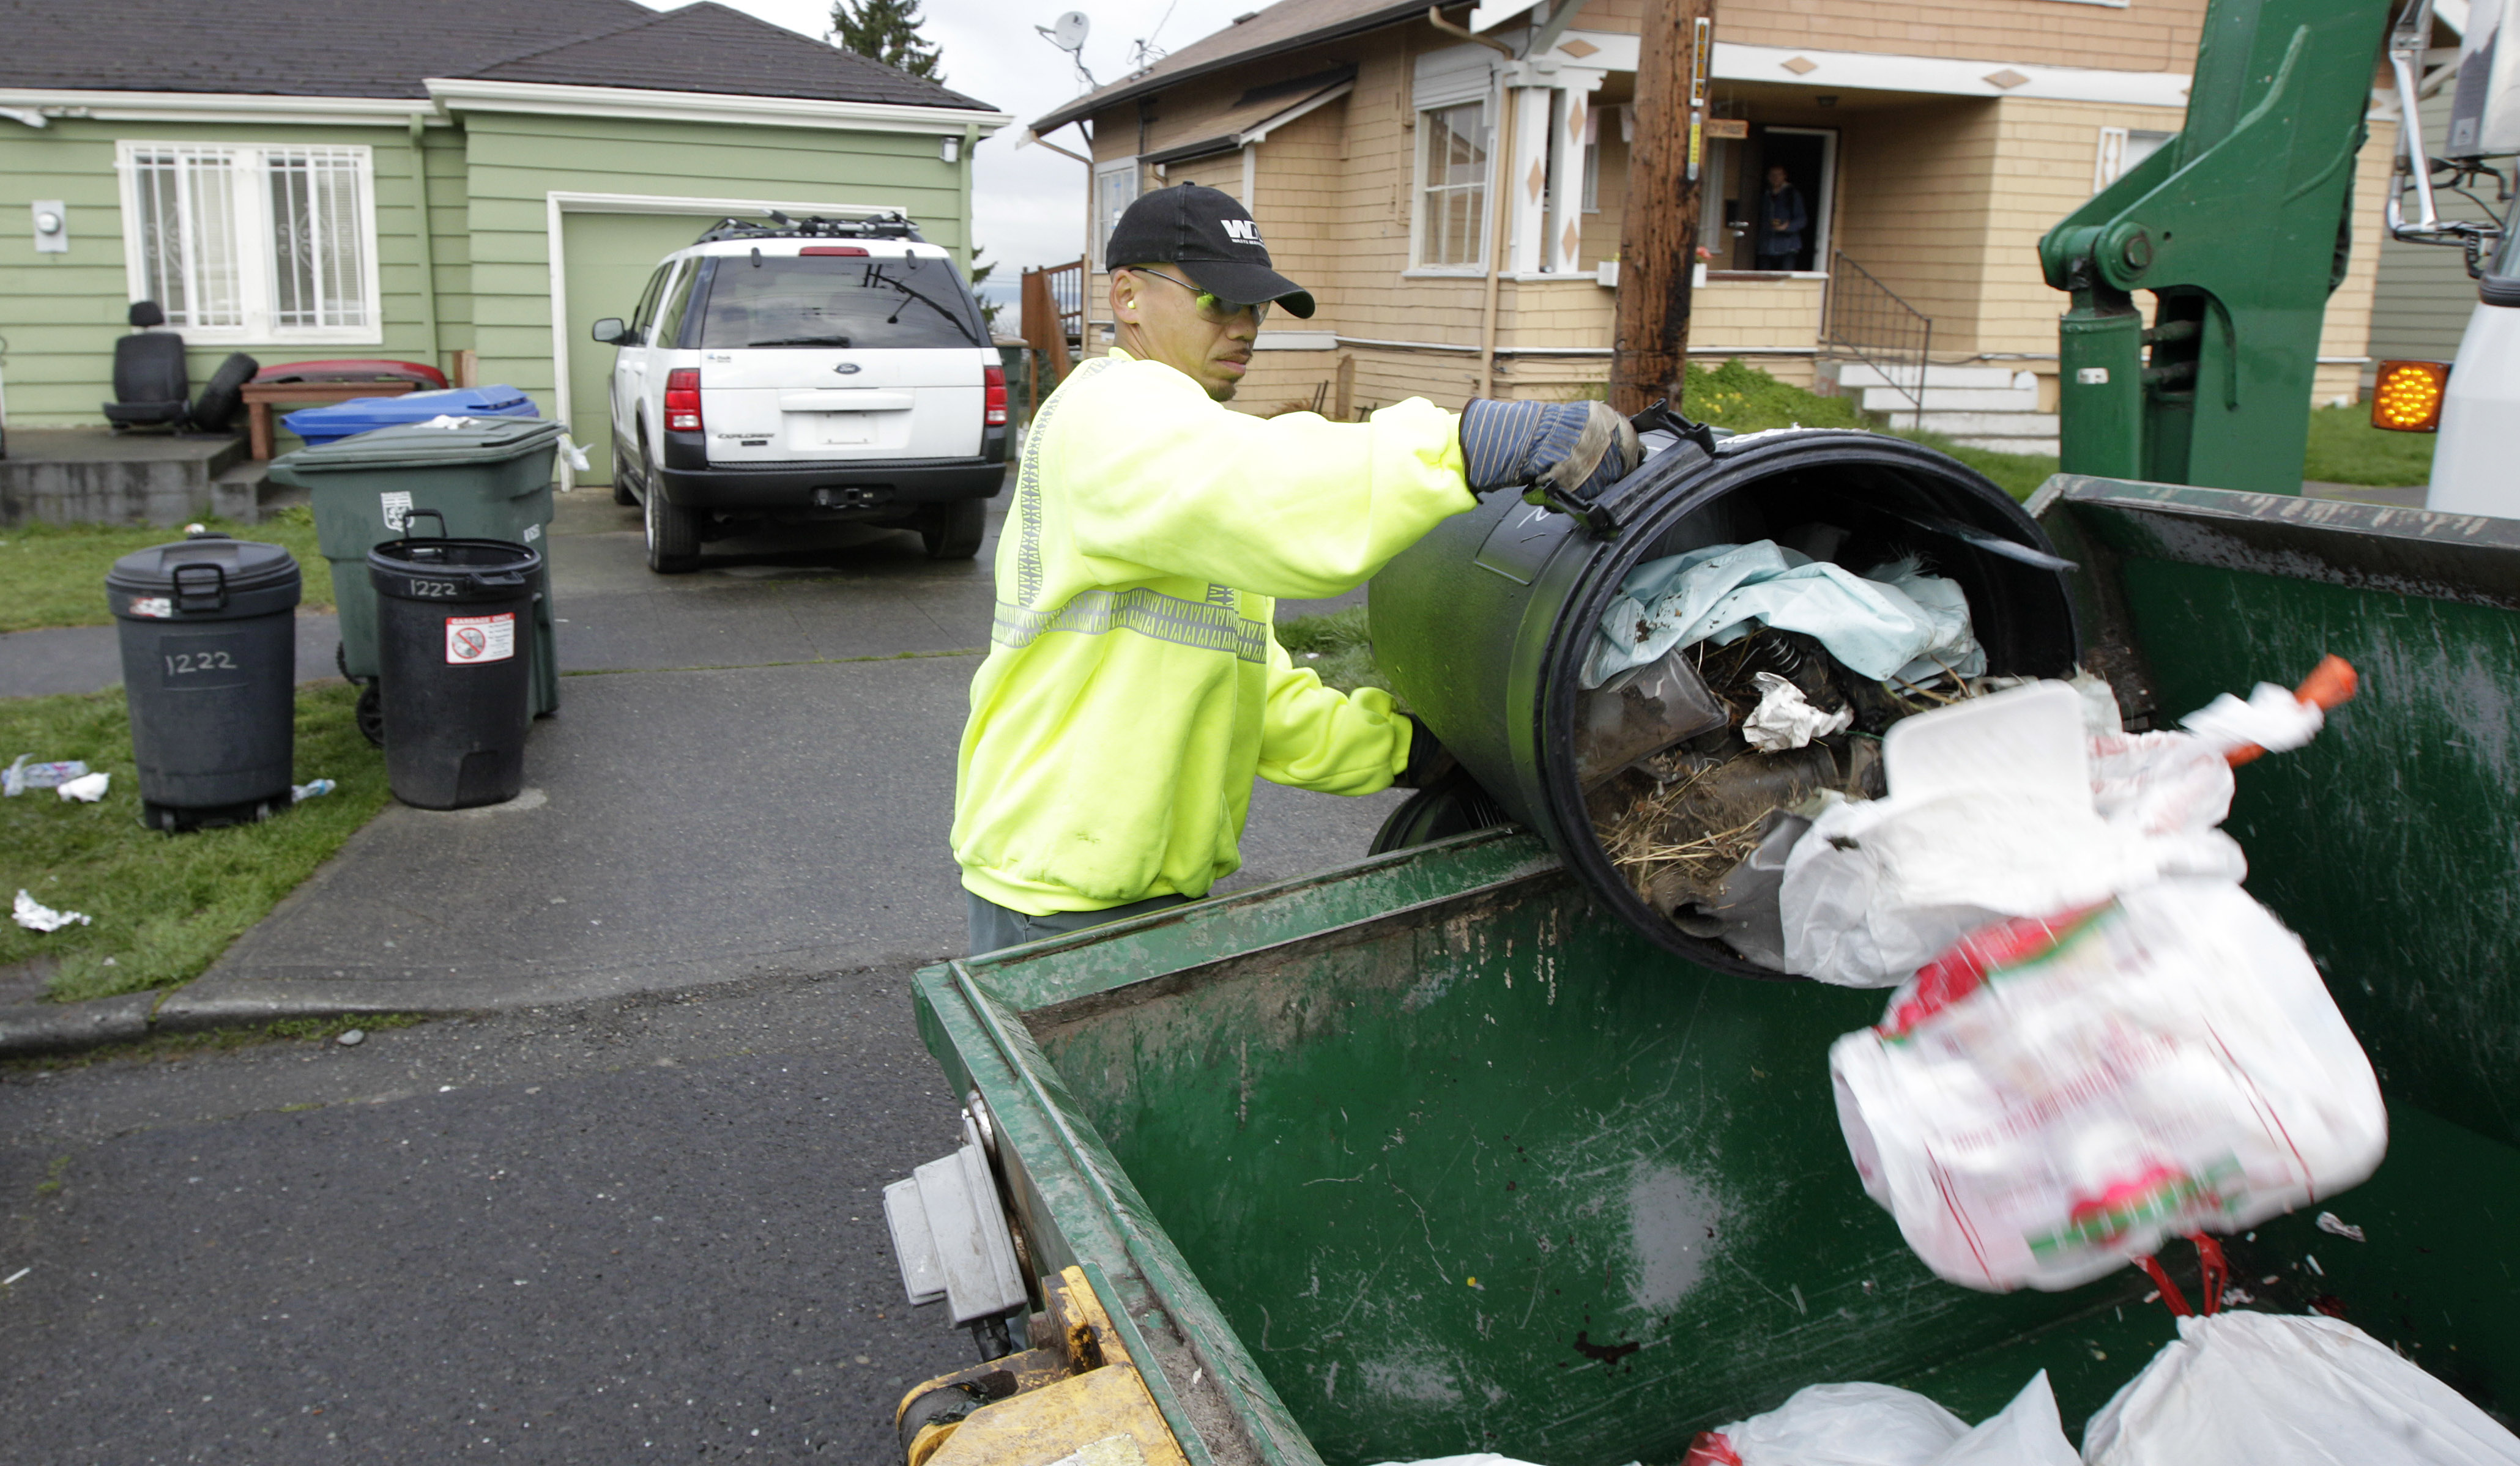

{"left": 165, "top": 650, "right": 238, "bottom": 675}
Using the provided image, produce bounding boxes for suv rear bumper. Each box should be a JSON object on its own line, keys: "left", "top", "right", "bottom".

{"left": 640, "top": 428, "right": 1007, "bottom": 513}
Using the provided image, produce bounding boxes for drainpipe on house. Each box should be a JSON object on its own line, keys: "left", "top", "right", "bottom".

{"left": 407, "top": 116, "right": 442, "bottom": 372}
{"left": 1476, "top": 84, "right": 1518, "bottom": 398}
{"left": 1430, "top": 6, "right": 1520, "bottom": 398}
{"left": 961, "top": 122, "right": 979, "bottom": 273}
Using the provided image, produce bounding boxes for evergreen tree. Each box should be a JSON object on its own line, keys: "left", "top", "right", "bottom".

{"left": 968, "top": 245, "right": 1002, "bottom": 334}
{"left": 830, "top": 0, "right": 943, "bottom": 81}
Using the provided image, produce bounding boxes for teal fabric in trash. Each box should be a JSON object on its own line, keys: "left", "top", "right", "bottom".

{"left": 1580, "top": 540, "right": 1986, "bottom": 689}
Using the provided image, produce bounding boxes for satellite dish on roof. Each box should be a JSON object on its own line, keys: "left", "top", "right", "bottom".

{"left": 1040, "top": 11, "right": 1090, "bottom": 52}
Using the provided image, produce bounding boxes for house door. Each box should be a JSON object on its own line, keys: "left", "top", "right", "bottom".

{"left": 1745, "top": 126, "right": 1837, "bottom": 273}
{"left": 559, "top": 212, "right": 724, "bottom": 486}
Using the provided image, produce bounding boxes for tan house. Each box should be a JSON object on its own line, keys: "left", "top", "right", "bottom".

{"left": 1027, "top": 0, "right": 2395, "bottom": 450}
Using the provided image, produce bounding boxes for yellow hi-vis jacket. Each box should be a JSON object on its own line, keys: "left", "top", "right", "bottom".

{"left": 951, "top": 350, "right": 1479, "bottom": 916}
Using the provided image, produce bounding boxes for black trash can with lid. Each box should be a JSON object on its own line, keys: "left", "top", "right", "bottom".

{"left": 1369, "top": 426, "right": 2080, "bottom": 977}
{"left": 367, "top": 534, "right": 542, "bottom": 810}
{"left": 106, "top": 530, "right": 303, "bottom": 831}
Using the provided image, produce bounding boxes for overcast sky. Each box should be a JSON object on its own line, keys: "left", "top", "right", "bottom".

{"left": 633, "top": 0, "right": 1265, "bottom": 275}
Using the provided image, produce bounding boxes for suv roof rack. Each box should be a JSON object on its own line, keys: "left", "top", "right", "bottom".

{"left": 694, "top": 212, "right": 926, "bottom": 245}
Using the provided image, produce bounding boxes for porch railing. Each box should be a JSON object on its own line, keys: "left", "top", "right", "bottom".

{"left": 1819, "top": 251, "right": 1932, "bottom": 430}
{"left": 1020, "top": 259, "right": 1086, "bottom": 381}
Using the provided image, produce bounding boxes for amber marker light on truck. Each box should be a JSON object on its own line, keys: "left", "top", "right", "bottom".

{"left": 2371, "top": 360, "right": 2449, "bottom": 432}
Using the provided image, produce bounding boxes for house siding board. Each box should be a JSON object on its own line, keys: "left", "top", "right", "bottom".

{"left": 1711, "top": 0, "right": 2207, "bottom": 74}
{"left": 0, "top": 116, "right": 440, "bottom": 427}
{"left": 2368, "top": 85, "right": 2494, "bottom": 366}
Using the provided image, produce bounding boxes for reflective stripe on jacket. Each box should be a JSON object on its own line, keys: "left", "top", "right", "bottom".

{"left": 950, "top": 350, "right": 1478, "bottom": 916}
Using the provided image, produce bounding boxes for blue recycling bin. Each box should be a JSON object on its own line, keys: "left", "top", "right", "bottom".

{"left": 282, "top": 385, "right": 540, "bottom": 447}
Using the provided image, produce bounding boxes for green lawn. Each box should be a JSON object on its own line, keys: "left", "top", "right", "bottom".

{"left": 1, "top": 681, "right": 389, "bottom": 1002}
{"left": 1674, "top": 360, "right": 2061, "bottom": 502}
{"left": 0, "top": 505, "right": 330, "bottom": 634}
{"left": 2302, "top": 402, "right": 2435, "bottom": 486}
{"left": 1276, "top": 605, "right": 1389, "bottom": 699}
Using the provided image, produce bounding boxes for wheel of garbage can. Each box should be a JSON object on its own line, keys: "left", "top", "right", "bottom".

{"left": 1369, "top": 771, "right": 1514, "bottom": 855}
{"left": 921, "top": 497, "right": 986, "bottom": 560}
{"left": 355, "top": 682, "right": 385, "bottom": 747}
{"left": 642, "top": 448, "right": 701, "bottom": 574}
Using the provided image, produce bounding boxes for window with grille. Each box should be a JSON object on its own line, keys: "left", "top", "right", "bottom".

{"left": 1416, "top": 100, "right": 1490, "bottom": 270}
{"left": 119, "top": 142, "right": 379, "bottom": 342}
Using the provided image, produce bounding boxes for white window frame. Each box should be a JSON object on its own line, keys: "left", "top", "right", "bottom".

{"left": 2093, "top": 126, "right": 2176, "bottom": 192}
{"left": 1409, "top": 94, "right": 1496, "bottom": 275}
{"left": 1093, "top": 157, "right": 1140, "bottom": 270}
{"left": 115, "top": 139, "right": 383, "bottom": 346}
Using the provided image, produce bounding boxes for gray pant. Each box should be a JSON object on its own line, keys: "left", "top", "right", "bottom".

{"left": 964, "top": 889, "right": 1191, "bottom": 957}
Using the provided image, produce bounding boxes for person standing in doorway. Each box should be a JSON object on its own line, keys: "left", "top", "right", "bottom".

{"left": 1756, "top": 165, "right": 1809, "bottom": 272}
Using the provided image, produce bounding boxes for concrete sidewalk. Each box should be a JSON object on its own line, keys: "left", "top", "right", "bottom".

{"left": 2, "top": 482, "right": 1399, "bottom": 1048}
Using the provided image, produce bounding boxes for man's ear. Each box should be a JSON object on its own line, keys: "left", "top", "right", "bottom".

{"left": 1109, "top": 270, "right": 1140, "bottom": 325}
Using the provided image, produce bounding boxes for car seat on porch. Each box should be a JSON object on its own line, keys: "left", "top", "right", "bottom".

{"left": 102, "top": 302, "right": 258, "bottom": 434}
{"left": 103, "top": 302, "right": 189, "bottom": 429}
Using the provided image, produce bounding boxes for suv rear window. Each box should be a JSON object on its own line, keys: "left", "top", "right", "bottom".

{"left": 694, "top": 255, "right": 986, "bottom": 350}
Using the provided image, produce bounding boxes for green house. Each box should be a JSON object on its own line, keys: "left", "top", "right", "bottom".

{"left": 0, "top": 0, "right": 1008, "bottom": 483}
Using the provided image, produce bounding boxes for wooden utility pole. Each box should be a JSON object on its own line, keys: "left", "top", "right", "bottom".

{"left": 1610, "top": 0, "right": 1717, "bottom": 415}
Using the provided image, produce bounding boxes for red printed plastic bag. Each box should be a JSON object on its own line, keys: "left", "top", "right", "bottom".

{"left": 1829, "top": 880, "right": 2385, "bottom": 1292}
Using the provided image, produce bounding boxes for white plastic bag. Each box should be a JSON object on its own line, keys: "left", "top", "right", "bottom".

{"left": 1684, "top": 1372, "right": 2075, "bottom": 1466}
{"left": 1829, "top": 879, "right": 2386, "bottom": 1292}
{"left": 2084, "top": 1312, "right": 2520, "bottom": 1465}
{"left": 1782, "top": 684, "right": 2242, "bottom": 990}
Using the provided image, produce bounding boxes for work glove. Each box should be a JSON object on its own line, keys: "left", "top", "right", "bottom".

{"left": 1394, "top": 713, "right": 1460, "bottom": 790}
{"left": 1458, "top": 399, "right": 1643, "bottom": 505}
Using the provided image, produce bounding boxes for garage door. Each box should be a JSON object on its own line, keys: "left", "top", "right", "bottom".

{"left": 560, "top": 212, "right": 725, "bottom": 487}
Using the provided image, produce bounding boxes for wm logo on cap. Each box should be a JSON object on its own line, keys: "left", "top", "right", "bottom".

{"left": 1222, "top": 218, "right": 1264, "bottom": 245}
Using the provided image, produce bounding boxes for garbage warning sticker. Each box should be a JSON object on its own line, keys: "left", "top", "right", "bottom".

{"left": 445, "top": 612, "right": 517, "bottom": 665}
{"left": 381, "top": 490, "right": 414, "bottom": 531}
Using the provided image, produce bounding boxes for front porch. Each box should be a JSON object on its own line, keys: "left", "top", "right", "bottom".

{"left": 0, "top": 428, "right": 282, "bottom": 528}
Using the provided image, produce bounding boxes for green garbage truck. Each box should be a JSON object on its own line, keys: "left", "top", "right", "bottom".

{"left": 876, "top": 477, "right": 2520, "bottom": 1466}
{"left": 867, "top": 0, "right": 2520, "bottom": 1455}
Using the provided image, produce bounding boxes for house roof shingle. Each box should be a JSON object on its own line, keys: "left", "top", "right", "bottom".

{"left": 0, "top": 0, "right": 994, "bottom": 111}
{"left": 1030, "top": 0, "right": 1448, "bottom": 133}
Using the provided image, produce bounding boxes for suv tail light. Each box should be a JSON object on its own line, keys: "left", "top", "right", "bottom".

{"left": 664, "top": 368, "right": 702, "bottom": 432}
{"left": 800, "top": 245, "right": 869, "bottom": 256}
{"left": 983, "top": 365, "right": 1008, "bottom": 428}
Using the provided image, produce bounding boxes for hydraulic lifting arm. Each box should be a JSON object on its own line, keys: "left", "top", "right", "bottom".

{"left": 2041, "top": 0, "right": 2395, "bottom": 493}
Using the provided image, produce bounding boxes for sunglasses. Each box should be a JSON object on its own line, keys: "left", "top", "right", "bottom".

{"left": 1130, "top": 267, "right": 1271, "bottom": 327}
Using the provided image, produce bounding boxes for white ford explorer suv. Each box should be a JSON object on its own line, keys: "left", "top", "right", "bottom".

{"left": 592, "top": 215, "right": 1006, "bottom": 572}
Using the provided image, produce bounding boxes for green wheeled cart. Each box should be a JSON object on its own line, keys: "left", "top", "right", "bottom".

{"left": 267, "top": 418, "right": 567, "bottom": 742}
{"left": 885, "top": 479, "right": 2520, "bottom": 1466}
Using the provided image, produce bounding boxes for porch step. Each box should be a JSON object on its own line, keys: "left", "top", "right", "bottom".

{"left": 1948, "top": 435, "right": 2062, "bottom": 457}
{"left": 1860, "top": 385, "right": 2042, "bottom": 413}
{"left": 1911, "top": 410, "right": 2061, "bottom": 439}
{"left": 1833, "top": 363, "right": 2031, "bottom": 391}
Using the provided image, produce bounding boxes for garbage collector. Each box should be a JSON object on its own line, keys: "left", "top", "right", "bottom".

{"left": 953, "top": 183, "right": 1640, "bottom": 953}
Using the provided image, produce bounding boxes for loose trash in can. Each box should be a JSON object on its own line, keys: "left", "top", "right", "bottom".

{"left": 280, "top": 384, "right": 539, "bottom": 446}
{"left": 1369, "top": 421, "right": 2078, "bottom": 977}
{"left": 266, "top": 416, "right": 566, "bottom": 742}
{"left": 366, "top": 535, "right": 541, "bottom": 810}
{"left": 104, "top": 530, "right": 302, "bottom": 831}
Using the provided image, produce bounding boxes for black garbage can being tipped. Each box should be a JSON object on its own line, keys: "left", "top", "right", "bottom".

{"left": 106, "top": 531, "right": 303, "bottom": 831}
{"left": 367, "top": 535, "right": 542, "bottom": 810}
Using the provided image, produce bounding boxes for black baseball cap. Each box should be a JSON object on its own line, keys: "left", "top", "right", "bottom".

{"left": 1105, "top": 183, "right": 1316, "bottom": 319}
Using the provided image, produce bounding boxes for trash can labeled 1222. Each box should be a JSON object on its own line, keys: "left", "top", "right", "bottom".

{"left": 105, "top": 531, "right": 302, "bottom": 831}
{"left": 266, "top": 416, "right": 566, "bottom": 742}
{"left": 366, "top": 536, "right": 541, "bottom": 810}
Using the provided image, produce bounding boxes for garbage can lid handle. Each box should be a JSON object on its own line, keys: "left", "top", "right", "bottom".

{"left": 169, "top": 560, "right": 229, "bottom": 612}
